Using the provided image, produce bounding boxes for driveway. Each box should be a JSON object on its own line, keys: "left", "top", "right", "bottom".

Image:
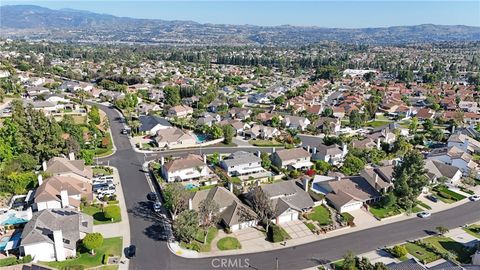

{"left": 445, "top": 227, "right": 479, "bottom": 247}
{"left": 348, "top": 209, "right": 378, "bottom": 227}
{"left": 281, "top": 220, "right": 313, "bottom": 239}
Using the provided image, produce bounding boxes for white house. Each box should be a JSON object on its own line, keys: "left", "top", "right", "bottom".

{"left": 220, "top": 151, "right": 265, "bottom": 177}
{"left": 424, "top": 159, "right": 463, "bottom": 185}
{"left": 310, "top": 144, "right": 348, "bottom": 166}
{"left": 271, "top": 148, "right": 313, "bottom": 170}
{"left": 161, "top": 154, "right": 211, "bottom": 182}
{"left": 428, "top": 146, "right": 478, "bottom": 176}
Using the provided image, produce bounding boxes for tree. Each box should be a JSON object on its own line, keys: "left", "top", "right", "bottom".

{"left": 423, "top": 119, "right": 433, "bottom": 131}
{"left": 274, "top": 96, "right": 285, "bottom": 105}
{"left": 315, "top": 65, "right": 339, "bottom": 81}
{"left": 198, "top": 199, "right": 219, "bottom": 243}
{"left": 270, "top": 116, "right": 280, "bottom": 127}
{"left": 88, "top": 105, "right": 101, "bottom": 125}
{"left": 172, "top": 210, "right": 198, "bottom": 244}
{"left": 164, "top": 86, "right": 181, "bottom": 106}
{"left": 222, "top": 125, "right": 235, "bottom": 144}
{"left": 349, "top": 110, "right": 365, "bottom": 129}
{"left": 341, "top": 154, "right": 365, "bottom": 175}
{"left": 363, "top": 72, "right": 376, "bottom": 82}
{"left": 430, "top": 128, "right": 444, "bottom": 142}
{"left": 103, "top": 205, "right": 120, "bottom": 221}
{"left": 83, "top": 233, "right": 104, "bottom": 255}
{"left": 391, "top": 245, "right": 408, "bottom": 258}
{"left": 321, "top": 107, "right": 333, "bottom": 117}
{"left": 409, "top": 117, "right": 419, "bottom": 134}
{"left": 208, "top": 124, "right": 224, "bottom": 139}
{"left": 163, "top": 182, "right": 189, "bottom": 218}
{"left": 260, "top": 152, "right": 271, "bottom": 169}
{"left": 342, "top": 251, "right": 356, "bottom": 270}
{"left": 314, "top": 160, "right": 331, "bottom": 175}
{"left": 250, "top": 186, "right": 275, "bottom": 233}
{"left": 393, "top": 150, "right": 429, "bottom": 210}
{"left": 436, "top": 226, "right": 449, "bottom": 235}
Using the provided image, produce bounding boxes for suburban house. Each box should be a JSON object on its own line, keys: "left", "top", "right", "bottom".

{"left": 167, "top": 105, "right": 193, "bottom": 118}
{"left": 138, "top": 115, "right": 172, "bottom": 136}
{"left": 229, "top": 108, "right": 252, "bottom": 120}
{"left": 270, "top": 148, "right": 313, "bottom": 170}
{"left": 189, "top": 186, "right": 256, "bottom": 232}
{"left": 428, "top": 146, "right": 478, "bottom": 176}
{"left": 34, "top": 175, "right": 93, "bottom": 211}
{"left": 220, "top": 151, "right": 265, "bottom": 177}
{"left": 359, "top": 167, "right": 394, "bottom": 193}
{"left": 161, "top": 154, "right": 211, "bottom": 182}
{"left": 20, "top": 209, "right": 92, "bottom": 262}
{"left": 310, "top": 143, "right": 348, "bottom": 166}
{"left": 424, "top": 159, "right": 463, "bottom": 185}
{"left": 244, "top": 125, "right": 280, "bottom": 139}
{"left": 219, "top": 120, "right": 250, "bottom": 135}
{"left": 154, "top": 128, "right": 196, "bottom": 149}
{"left": 315, "top": 177, "right": 382, "bottom": 213}
{"left": 282, "top": 116, "right": 311, "bottom": 131}
{"left": 313, "top": 117, "right": 341, "bottom": 134}
{"left": 44, "top": 157, "right": 93, "bottom": 182}
{"left": 248, "top": 180, "right": 314, "bottom": 224}
{"left": 447, "top": 133, "right": 480, "bottom": 154}
{"left": 196, "top": 113, "right": 221, "bottom": 127}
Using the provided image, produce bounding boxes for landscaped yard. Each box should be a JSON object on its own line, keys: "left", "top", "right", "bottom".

{"left": 464, "top": 224, "right": 480, "bottom": 239}
{"left": 82, "top": 204, "right": 121, "bottom": 225}
{"left": 307, "top": 205, "right": 332, "bottom": 226}
{"left": 92, "top": 166, "right": 113, "bottom": 176}
{"left": 44, "top": 237, "right": 122, "bottom": 270}
{"left": 217, "top": 237, "right": 242, "bottom": 250}
{"left": 248, "top": 139, "right": 284, "bottom": 147}
{"left": 423, "top": 236, "right": 474, "bottom": 263}
{"left": 366, "top": 120, "right": 392, "bottom": 127}
{"left": 181, "top": 227, "right": 218, "bottom": 252}
{"left": 416, "top": 200, "right": 432, "bottom": 210}
{"left": 432, "top": 185, "right": 466, "bottom": 204}
{"left": 369, "top": 204, "right": 402, "bottom": 220}
{"left": 403, "top": 242, "right": 440, "bottom": 264}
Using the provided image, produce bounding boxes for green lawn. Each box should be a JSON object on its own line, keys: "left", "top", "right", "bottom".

{"left": 248, "top": 139, "right": 284, "bottom": 147}
{"left": 423, "top": 236, "right": 474, "bottom": 263}
{"left": 217, "top": 237, "right": 242, "bottom": 251}
{"left": 92, "top": 166, "right": 113, "bottom": 176}
{"left": 403, "top": 242, "right": 440, "bottom": 264}
{"left": 412, "top": 206, "right": 423, "bottom": 213}
{"left": 45, "top": 237, "right": 122, "bottom": 270}
{"left": 369, "top": 204, "right": 402, "bottom": 220}
{"left": 366, "top": 120, "right": 392, "bottom": 127}
{"left": 464, "top": 224, "right": 480, "bottom": 239}
{"left": 82, "top": 204, "right": 122, "bottom": 225}
{"left": 304, "top": 222, "right": 316, "bottom": 232}
{"left": 432, "top": 185, "right": 466, "bottom": 204}
{"left": 416, "top": 200, "right": 432, "bottom": 210}
{"left": 181, "top": 227, "right": 218, "bottom": 252}
{"left": 307, "top": 205, "right": 332, "bottom": 226}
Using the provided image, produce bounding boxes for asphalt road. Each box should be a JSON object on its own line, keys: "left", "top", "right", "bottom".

{"left": 95, "top": 103, "right": 480, "bottom": 270}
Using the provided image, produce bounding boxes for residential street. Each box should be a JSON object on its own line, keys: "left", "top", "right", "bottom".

{"left": 96, "top": 103, "right": 480, "bottom": 270}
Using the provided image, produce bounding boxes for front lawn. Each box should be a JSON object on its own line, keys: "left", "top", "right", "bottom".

{"left": 369, "top": 204, "right": 402, "bottom": 220}
{"left": 248, "top": 139, "right": 284, "bottom": 147}
{"left": 82, "top": 204, "right": 122, "bottom": 225}
{"left": 217, "top": 237, "right": 242, "bottom": 251}
{"left": 366, "top": 120, "right": 392, "bottom": 127}
{"left": 307, "top": 205, "right": 332, "bottom": 226}
{"left": 432, "top": 185, "right": 466, "bottom": 204}
{"left": 181, "top": 227, "right": 218, "bottom": 252}
{"left": 304, "top": 222, "right": 316, "bottom": 232}
{"left": 45, "top": 237, "right": 122, "bottom": 269}
{"left": 403, "top": 242, "right": 440, "bottom": 264}
{"left": 423, "top": 236, "right": 474, "bottom": 263}
{"left": 464, "top": 224, "right": 480, "bottom": 239}
{"left": 416, "top": 200, "right": 432, "bottom": 210}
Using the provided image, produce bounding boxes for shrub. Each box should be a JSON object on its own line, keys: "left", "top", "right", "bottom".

{"left": 21, "top": 255, "right": 32, "bottom": 264}
{"left": 392, "top": 245, "right": 408, "bottom": 258}
{"left": 102, "top": 254, "right": 110, "bottom": 265}
{"left": 103, "top": 205, "right": 121, "bottom": 221}
{"left": 82, "top": 233, "right": 104, "bottom": 254}
{"left": 268, "top": 224, "right": 289, "bottom": 243}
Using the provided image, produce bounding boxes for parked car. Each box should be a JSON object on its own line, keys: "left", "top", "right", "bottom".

{"left": 97, "top": 187, "right": 116, "bottom": 196}
{"left": 147, "top": 192, "right": 157, "bottom": 201}
{"left": 417, "top": 211, "right": 431, "bottom": 218}
{"left": 469, "top": 195, "right": 480, "bottom": 201}
{"left": 126, "top": 245, "right": 136, "bottom": 258}
{"left": 153, "top": 201, "right": 162, "bottom": 212}
{"left": 427, "top": 195, "right": 438, "bottom": 203}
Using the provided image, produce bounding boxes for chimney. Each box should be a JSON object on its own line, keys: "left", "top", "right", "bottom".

{"left": 161, "top": 156, "right": 165, "bottom": 165}
{"left": 256, "top": 150, "right": 261, "bottom": 157}
{"left": 188, "top": 198, "right": 193, "bottom": 210}
{"left": 313, "top": 147, "right": 317, "bottom": 154}
{"left": 335, "top": 176, "right": 341, "bottom": 181}
{"left": 203, "top": 154, "right": 207, "bottom": 163}
{"left": 302, "top": 178, "right": 309, "bottom": 192}
{"left": 37, "top": 174, "right": 43, "bottom": 186}
{"left": 42, "top": 160, "right": 47, "bottom": 171}
{"left": 228, "top": 182, "right": 233, "bottom": 192}
{"left": 376, "top": 138, "right": 381, "bottom": 150}
{"left": 68, "top": 152, "right": 75, "bottom": 161}
{"left": 451, "top": 125, "right": 455, "bottom": 134}
{"left": 342, "top": 144, "right": 348, "bottom": 156}
{"left": 307, "top": 145, "right": 311, "bottom": 153}
{"left": 53, "top": 230, "right": 66, "bottom": 261}
{"left": 60, "top": 190, "right": 69, "bottom": 208}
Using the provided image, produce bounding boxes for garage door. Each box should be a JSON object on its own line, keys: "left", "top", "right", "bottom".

{"left": 340, "top": 201, "right": 363, "bottom": 213}
{"left": 277, "top": 212, "right": 299, "bottom": 224}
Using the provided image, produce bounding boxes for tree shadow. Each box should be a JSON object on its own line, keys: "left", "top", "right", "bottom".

{"left": 129, "top": 201, "right": 172, "bottom": 242}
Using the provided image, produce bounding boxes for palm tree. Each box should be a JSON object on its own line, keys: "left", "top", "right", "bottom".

{"left": 436, "top": 226, "right": 449, "bottom": 235}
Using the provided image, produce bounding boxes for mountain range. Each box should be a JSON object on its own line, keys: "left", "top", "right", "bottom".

{"left": 1, "top": 5, "right": 479, "bottom": 46}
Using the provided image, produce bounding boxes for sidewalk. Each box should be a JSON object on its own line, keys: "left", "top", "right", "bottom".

{"left": 92, "top": 167, "right": 131, "bottom": 270}
{"left": 169, "top": 197, "right": 477, "bottom": 258}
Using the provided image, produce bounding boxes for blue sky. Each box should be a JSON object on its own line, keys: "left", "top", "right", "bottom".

{"left": 2, "top": 1, "right": 479, "bottom": 28}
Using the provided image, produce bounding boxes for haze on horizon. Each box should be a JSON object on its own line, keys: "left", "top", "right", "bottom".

{"left": 1, "top": 0, "right": 479, "bottom": 28}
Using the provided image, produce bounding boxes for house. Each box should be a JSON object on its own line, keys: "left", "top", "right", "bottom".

{"left": 219, "top": 120, "right": 250, "bottom": 135}
{"left": 20, "top": 209, "right": 92, "bottom": 262}
{"left": 137, "top": 103, "right": 161, "bottom": 115}
{"left": 387, "top": 259, "right": 426, "bottom": 270}
{"left": 167, "top": 105, "right": 193, "bottom": 118}
{"left": 318, "top": 177, "right": 382, "bottom": 213}
{"left": 415, "top": 108, "right": 435, "bottom": 121}
{"left": 207, "top": 100, "right": 226, "bottom": 113}
{"left": 23, "top": 100, "right": 61, "bottom": 116}
{"left": 44, "top": 157, "right": 93, "bottom": 182}
{"left": 196, "top": 113, "right": 221, "bottom": 127}
{"left": 310, "top": 144, "right": 348, "bottom": 166}
{"left": 244, "top": 125, "right": 280, "bottom": 139}
{"left": 428, "top": 146, "right": 478, "bottom": 176}
{"left": 229, "top": 108, "right": 252, "bottom": 120}
{"left": 154, "top": 128, "right": 196, "bottom": 149}
{"left": 314, "top": 117, "right": 341, "bottom": 134}
{"left": 424, "top": 159, "right": 463, "bottom": 185}
{"left": 447, "top": 133, "right": 480, "bottom": 154}
{"left": 283, "top": 116, "right": 311, "bottom": 131}
{"left": 189, "top": 186, "right": 256, "bottom": 232}
{"left": 220, "top": 151, "right": 265, "bottom": 177}
{"left": 161, "top": 154, "right": 211, "bottom": 182}
{"left": 138, "top": 115, "right": 172, "bottom": 136}
{"left": 359, "top": 167, "right": 394, "bottom": 193}
{"left": 34, "top": 175, "right": 93, "bottom": 211}
{"left": 248, "top": 180, "right": 314, "bottom": 224}
{"left": 271, "top": 148, "right": 313, "bottom": 170}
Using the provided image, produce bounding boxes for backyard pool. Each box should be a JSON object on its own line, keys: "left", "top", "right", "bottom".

{"left": 193, "top": 133, "right": 208, "bottom": 143}
{"left": 1, "top": 214, "right": 28, "bottom": 226}
{"left": 184, "top": 183, "right": 199, "bottom": 190}
{"left": 0, "top": 233, "right": 20, "bottom": 251}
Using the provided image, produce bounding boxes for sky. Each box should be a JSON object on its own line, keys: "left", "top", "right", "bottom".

{"left": 1, "top": 1, "right": 479, "bottom": 28}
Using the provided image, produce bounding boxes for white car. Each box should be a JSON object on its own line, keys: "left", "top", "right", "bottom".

{"left": 469, "top": 195, "right": 480, "bottom": 201}
{"left": 417, "top": 211, "right": 431, "bottom": 218}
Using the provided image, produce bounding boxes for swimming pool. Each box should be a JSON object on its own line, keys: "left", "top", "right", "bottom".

{"left": 0, "top": 233, "right": 20, "bottom": 251}
{"left": 193, "top": 133, "right": 208, "bottom": 143}
{"left": 184, "top": 183, "right": 199, "bottom": 190}
{"left": 1, "top": 214, "right": 28, "bottom": 226}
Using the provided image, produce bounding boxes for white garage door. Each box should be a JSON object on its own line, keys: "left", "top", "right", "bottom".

{"left": 277, "top": 212, "right": 299, "bottom": 224}
{"left": 340, "top": 202, "right": 363, "bottom": 213}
